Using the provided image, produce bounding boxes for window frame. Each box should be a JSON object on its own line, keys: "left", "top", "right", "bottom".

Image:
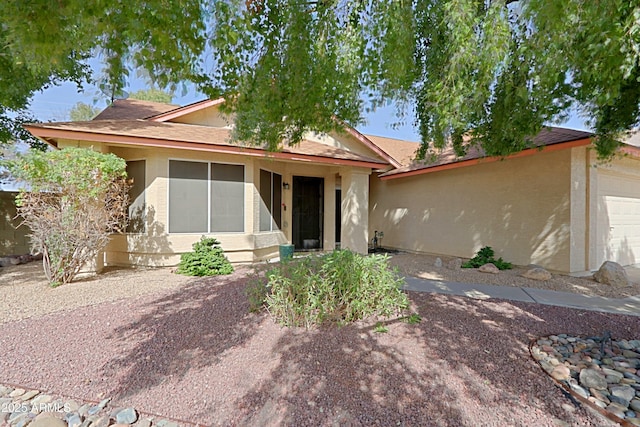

{"left": 167, "top": 158, "right": 246, "bottom": 234}
{"left": 259, "top": 168, "right": 282, "bottom": 232}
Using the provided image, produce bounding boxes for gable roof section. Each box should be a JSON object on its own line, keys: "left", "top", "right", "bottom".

{"left": 340, "top": 125, "right": 403, "bottom": 168}
{"left": 92, "top": 99, "right": 178, "bottom": 120}
{"left": 25, "top": 120, "right": 388, "bottom": 169}
{"left": 363, "top": 134, "right": 419, "bottom": 166}
{"left": 380, "top": 127, "right": 594, "bottom": 180}
{"left": 148, "top": 98, "right": 226, "bottom": 122}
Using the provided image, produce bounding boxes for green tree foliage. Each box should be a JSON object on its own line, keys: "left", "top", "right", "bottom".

{"left": 1, "top": 1, "right": 638, "bottom": 158}
{"left": 69, "top": 102, "right": 100, "bottom": 121}
{"left": 5, "top": 148, "right": 130, "bottom": 286}
{"left": 129, "top": 88, "right": 174, "bottom": 104}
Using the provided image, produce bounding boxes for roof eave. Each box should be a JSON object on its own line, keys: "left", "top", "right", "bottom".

{"left": 24, "top": 125, "right": 387, "bottom": 169}
{"left": 379, "top": 138, "right": 593, "bottom": 180}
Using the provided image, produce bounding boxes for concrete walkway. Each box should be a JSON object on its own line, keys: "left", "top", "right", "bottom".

{"left": 403, "top": 277, "right": 640, "bottom": 317}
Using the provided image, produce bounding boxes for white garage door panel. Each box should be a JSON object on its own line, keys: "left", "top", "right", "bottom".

{"left": 597, "top": 173, "right": 640, "bottom": 267}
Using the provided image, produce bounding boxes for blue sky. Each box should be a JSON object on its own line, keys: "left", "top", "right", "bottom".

{"left": 28, "top": 77, "right": 590, "bottom": 143}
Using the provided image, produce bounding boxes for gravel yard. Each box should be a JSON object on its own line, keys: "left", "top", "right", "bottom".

{"left": 1, "top": 252, "right": 637, "bottom": 325}
{"left": 387, "top": 252, "right": 640, "bottom": 300}
{"left": 1, "top": 252, "right": 638, "bottom": 426}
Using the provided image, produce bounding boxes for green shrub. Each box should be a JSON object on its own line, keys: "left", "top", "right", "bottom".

{"left": 250, "top": 250, "right": 409, "bottom": 327}
{"left": 5, "top": 147, "right": 130, "bottom": 286}
{"left": 462, "top": 246, "right": 512, "bottom": 270}
{"left": 176, "top": 237, "right": 234, "bottom": 276}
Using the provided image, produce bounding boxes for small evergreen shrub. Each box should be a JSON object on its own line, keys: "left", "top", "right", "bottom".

{"left": 462, "top": 246, "right": 512, "bottom": 270}
{"left": 176, "top": 237, "right": 234, "bottom": 276}
{"left": 249, "top": 250, "right": 409, "bottom": 327}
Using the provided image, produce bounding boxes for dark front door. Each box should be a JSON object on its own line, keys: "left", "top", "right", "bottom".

{"left": 292, "top": 176, "right": 324, "bottom": 251}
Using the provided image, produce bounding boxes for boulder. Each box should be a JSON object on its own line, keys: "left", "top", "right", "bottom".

{"left": 434, "top": 257, "right": 443, "bottom": 268}
{"left": 522, "top": 267, "right": 552, "bottom": 281}
{"left": 593, "top": 261, "right": 629, "bottom": 287}
{"left": 479, "top": 263, "right": 500, "bottom": 274}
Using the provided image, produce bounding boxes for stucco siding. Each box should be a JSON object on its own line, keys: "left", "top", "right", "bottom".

{"left": 370, "top": 149, "right": 573, "bottom": 271}
{"left": 305, "top": 131, "right": 382, "bottom": 160}
{"left": 0, "top": 192, "right": 31, "bottom": 256}
{"left": 102, "top": 145, "right": 357, "bottom": 266}
{"left": 170, "top": 107, "right": 232, "bottom": 128}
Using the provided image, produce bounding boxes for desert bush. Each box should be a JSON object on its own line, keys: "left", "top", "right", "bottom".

{"left": 176, "top": 236, "right": 234, "bottom": 276}
{"left": 6, "top": 147, "right": 129, "bottom": 286}
{"left": 250, "top": 250, "right": 409, "bottom": 327}
{"left": 462, "top": 246, "right": 512, "bottom": 270}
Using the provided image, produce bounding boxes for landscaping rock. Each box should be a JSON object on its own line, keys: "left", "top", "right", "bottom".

{"left": 522, "top": 267, "right": 552, "bottom": 281}
{"left": 594, "top": 261, "right": 630, "bottom": 287}
{"left": 479, "top": 263, "right": 499, "bottom": 274}
{"left": 434, "top": 257, "right": 443, "bottom": 268}
{"left": 551, "top": 365, "right": 571, "bottom": 381}
{"left": 115, "top": 408, "right": 138, "bottom": 424}
{"left": 611, "top": 385, "right": 636, "bottom": 404}
{"left": 532, "top": 334, "right": 640, "bottom": 424}
{"left": 67, "top": 414, "right": 83, "bottom": 427}
{"left": 30, "top": 417, "right": 67, "bottom": 427}
{"left": 580, "top": 368, "right": 608, "bottom": 390}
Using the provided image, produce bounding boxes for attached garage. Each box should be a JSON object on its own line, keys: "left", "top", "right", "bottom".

{"left": 368, "top": 128, "right": 640, "bottom": 274}
{"left": 595, "top": 171, "right": 640, "bottom": 267}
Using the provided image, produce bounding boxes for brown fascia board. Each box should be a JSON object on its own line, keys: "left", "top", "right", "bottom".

{"left": 24, "top": 125, "right": 388, "bottom": 169}
{"left": 379, "top": 138, "right": 593, "bottom": 181}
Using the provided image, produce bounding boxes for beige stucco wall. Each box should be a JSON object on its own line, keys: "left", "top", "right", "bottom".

{"left": 0, "top": 192, "right": 31, "bottom": 256}
{"left": 170, "top": 107, "right": 232, "bottom": 128}
{"left": 370, "top": 149, "right": 574, "bottom": 272}
{"left": 305, "top": 131, "right": 383, "bottom": 160}
{"left": 54, "top": 142, "right": 370, "bottom": 267}
{"left": 341, "top": 169, "right": 370, "bottom": 254}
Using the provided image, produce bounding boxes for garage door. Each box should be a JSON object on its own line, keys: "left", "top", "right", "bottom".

{"left": 596, "top": 173, "right": 640, "bottom": 267}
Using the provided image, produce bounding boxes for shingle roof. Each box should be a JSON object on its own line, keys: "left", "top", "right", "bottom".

{"left": 26, "top": 120, "right": 388, "bottom": 166}
{"left": 92, "top": 99, "right": 178, "bottom": 120}
{"left": 379, "top": 127, "right": 594, "bottom": 178}
{"left": 362, "top": 134, "right": 419, "bottom": 166}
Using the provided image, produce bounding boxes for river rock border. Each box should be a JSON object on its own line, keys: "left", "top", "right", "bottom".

{"left": 0, "top": 385, "right": 199, "bottom": 427}
{"left": 530, "top": 334, "right": 640, "bottom": 427}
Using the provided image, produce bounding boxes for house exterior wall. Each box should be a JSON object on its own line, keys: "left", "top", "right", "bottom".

{"left": 170, "top": 108, "right": 232, "bottom": 128}
{"left": 305, "top": 131, "right": 382, "bottom": 160}
{"left": 0, "top": 191, "right": 31, "bottom": 256}
{"left": 370, "top": 149, "right": 574, "bottom": 272}
{"left": 341, "top": 169, "right": 370, "bottom": 254}
{"left": 569, "top": 146, "right": 589, "bottom": 272}
{"left": 54, "top": 141, "right": 369, "bottom": 267}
